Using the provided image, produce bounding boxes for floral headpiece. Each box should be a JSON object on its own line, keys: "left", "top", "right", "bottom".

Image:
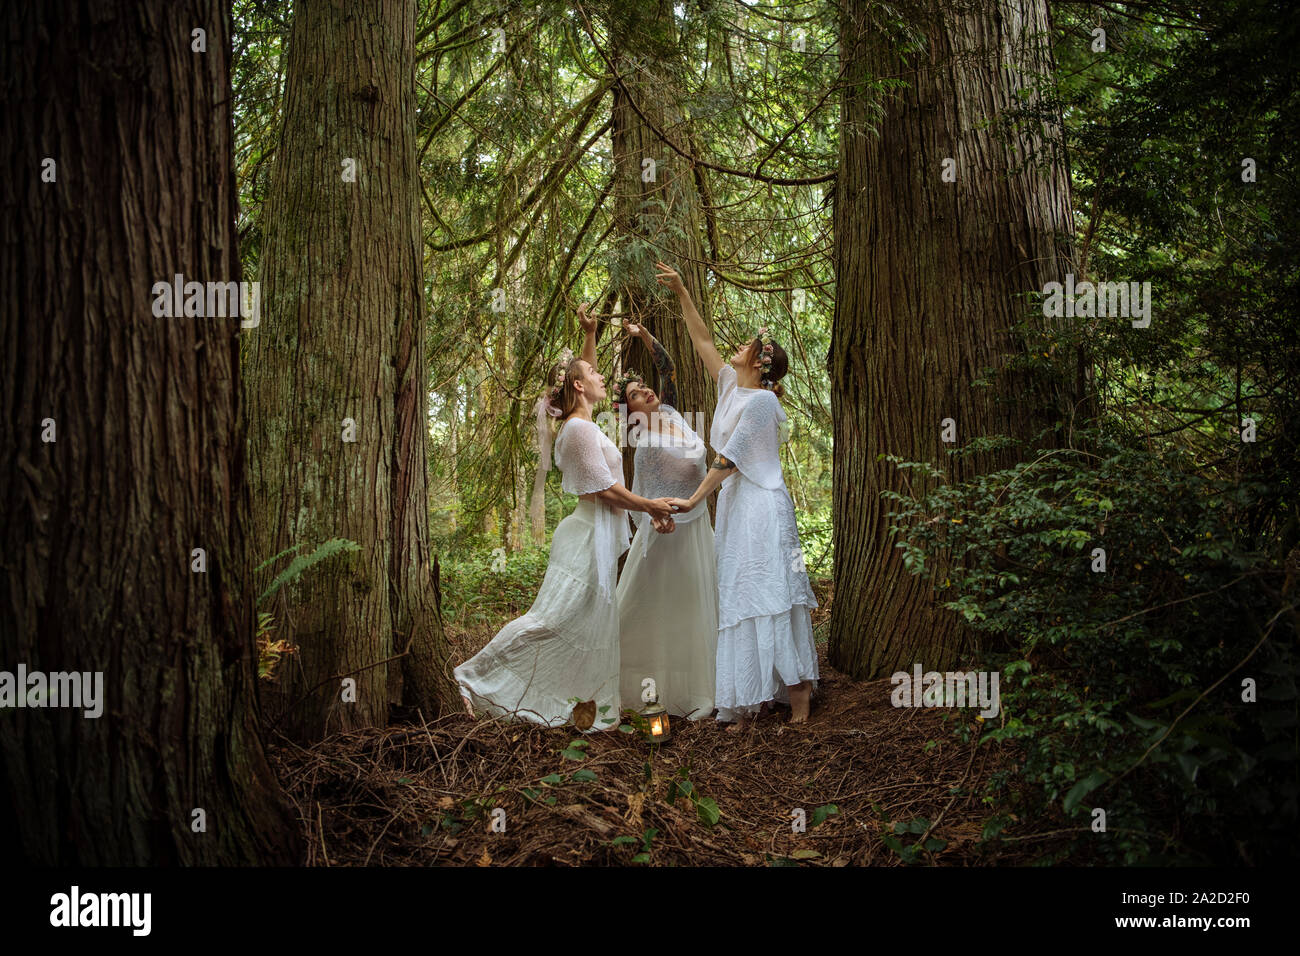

{"left": 543, "top": 347, "right": 576, "bottom": 418}
{"left": 755, "top": 327, "right": 776, "bottom": 387}
{"left": 611, "top": 369, "right": 643, "bottom": 407}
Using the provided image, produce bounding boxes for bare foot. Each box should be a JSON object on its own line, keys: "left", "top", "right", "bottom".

{"left": 723, "top": 718, "right": 748, "bottom": 733}
{"left": 788, "top": 682, "right": 811, "bottom": 723}
{"left": 461, "top": 695, "right": 475, "bottom": 718}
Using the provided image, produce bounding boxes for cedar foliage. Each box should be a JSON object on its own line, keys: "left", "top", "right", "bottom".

{"left": 227, "top": 0, "right": 1299, "bottom": 864}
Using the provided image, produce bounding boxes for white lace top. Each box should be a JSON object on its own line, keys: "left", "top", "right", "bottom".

{"left": 553, "top": 418, "right": 631, "bottom": 601}
{"left": 710, "top": 365, "right": 788, "bottom": 490}
{"left": 628, "top": 405, "right": 708, "bottom": 557}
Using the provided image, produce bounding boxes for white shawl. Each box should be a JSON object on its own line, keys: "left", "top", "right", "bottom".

{"left": 553, "top": 418, "right": 631, "bottom": 602}
{"left": 627, "top": 405, "right": 707, "bottom": 556}
{"left": 709, "top": 365, "right": 788, "bottom": 490}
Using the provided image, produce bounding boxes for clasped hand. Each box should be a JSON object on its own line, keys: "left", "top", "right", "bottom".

{"left": 652, "top": 498, "right": 695, "bottom": 533}
{"left": 648, "top": 495, "right": 684, "bottom": 533}
{"left": 655, "top": 496, "right": 696, "bottom": 535}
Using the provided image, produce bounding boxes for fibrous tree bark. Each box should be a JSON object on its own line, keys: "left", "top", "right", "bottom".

{"left": 606, "top": 2, "right": 717, "bottom": 467}
{"left": 0, "top": 0, "right": 300, "bottom": 863}
{"left": 830, "top": 0, "right": 1075, "bottom": 678}
{"left": 246, "top": 0, "right": 454, "bottom": 740}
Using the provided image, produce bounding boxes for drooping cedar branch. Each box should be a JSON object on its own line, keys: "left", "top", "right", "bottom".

{"left": 491, "top": 118, "right": 614, "bottom": 283}
{"left": 428, "top": 81, "right": 612, "bottom": 251}
{"left": 574, "top": 4, "right": 835, "bottom": 187}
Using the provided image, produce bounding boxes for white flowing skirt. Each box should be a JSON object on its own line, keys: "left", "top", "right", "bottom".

{"left": 454, "top": 500, "right": 620, "bottom": 730}
{"left": 617, "top": 515, "right": 718, "bottom": 720}
{"left": 713, "top": 474, "right": 819, "bottom": 722}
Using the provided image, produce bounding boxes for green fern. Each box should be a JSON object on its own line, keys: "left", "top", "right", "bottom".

{"left": 258, "top": 537, "right": 360, "bottom": 605}
{"left": 254, "top": 542, "right": 304, "bottom": 574}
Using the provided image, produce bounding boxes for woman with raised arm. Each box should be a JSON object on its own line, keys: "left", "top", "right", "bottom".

{"left": 454, "top": 305, "right": 678, "bottom": 730}
{"left": 613, "top": 321, "right": 718, "bottom": 721}
{"left": 655, "top": 263, "right": 819, "bottom": 729}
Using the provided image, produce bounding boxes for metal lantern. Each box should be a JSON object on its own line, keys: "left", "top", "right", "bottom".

{"left": 640, "top": 697, "right": 671, "bottom": 744}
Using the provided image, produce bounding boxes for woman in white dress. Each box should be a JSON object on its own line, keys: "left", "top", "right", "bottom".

{"left": 614, "top": 321, "right": 718, "bottom": 720}
{"left": 454, "top": 314, "right": 677, "bottom": 730}
{"left": 655, "top": 263, "right": 819, "bottom": 729}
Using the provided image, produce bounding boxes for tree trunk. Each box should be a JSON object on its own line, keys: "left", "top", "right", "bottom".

{"left": 830, "top": 0, "right": 1075, "bottom": 678}
{"left": 607, "top": 2, "right": 716, "bottom": 463}
{"left": 0, "top": 0, "right": 300, "bottom": 864}
{"left": 246, "top": 0, "right": 453, "bottom": 741}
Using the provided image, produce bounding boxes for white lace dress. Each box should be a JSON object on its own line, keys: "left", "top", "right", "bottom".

{"left": 454, "top": 418, "right": 630, "bottom": 729}
{"left": 617, "top": 406, "right": 718, "bottom": 719}
{"left": 710, "top": 365, "right": 819, "bottom": 722}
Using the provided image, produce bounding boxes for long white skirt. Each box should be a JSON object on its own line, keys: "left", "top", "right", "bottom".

{"left": 454, "top": 500, "right": 620, "bottom": 730}
{"left": 617, "top": 516, "right": 718, "bottom": 720}
{"left": 713, "top": 475, "right": 819, "bottom": 723}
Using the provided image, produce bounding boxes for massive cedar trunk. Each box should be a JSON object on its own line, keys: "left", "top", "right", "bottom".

{"left": 0, "top": 0, "right": 300, "bottom": 863}
{"left": 607, "top": 2, "right": 716, "bottom": 465}
{"left": 830, "top": 0, "right": 1075, "bottom": 678}
{"left": 247, "top": 0, "right": 453, "bottom": 741}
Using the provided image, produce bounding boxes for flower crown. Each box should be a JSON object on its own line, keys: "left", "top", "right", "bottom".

{"left": 755, "top": 327, "right": 776, "bottom": 387}
{"left": 543, "top": 347, "right": 576, "bottom": 418}
{"left": 611, "top": 369, "right": 643, "bottom": 407}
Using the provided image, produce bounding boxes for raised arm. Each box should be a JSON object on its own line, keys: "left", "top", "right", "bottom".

{"left": 627, "top": 323, "right": 678, "bottom": 409}
{"left": 644, "top": 329, "right": 678, "bottom": 408}
{"left": 577, "top": 302, "right": 597, "bottom": 368}
{"left": 655, "top": 262, "right": 724, "bottom": 380}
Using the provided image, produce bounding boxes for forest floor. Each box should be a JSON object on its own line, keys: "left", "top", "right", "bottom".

{"left": 268, "top": 582, "right": 1020, "bottom": 866}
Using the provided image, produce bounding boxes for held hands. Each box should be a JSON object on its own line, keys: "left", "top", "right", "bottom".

{"left": 645, "top": 497, "right": 677, "bottom": 521}
{"left": 577, "top": 301, "right": 596, "bottom": 335}
{"left": 666, "top": 497, "right": 695, "bottom": 514}
{"left": 651, "top": 515, "right": 675, "bottom": 534}
{"left": 654, "top": 261, "right": 685, "bottom": 296}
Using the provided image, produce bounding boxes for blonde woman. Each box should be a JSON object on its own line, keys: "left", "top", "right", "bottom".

{"left": 454, "top": 310, "right": 677, "bottom": 729}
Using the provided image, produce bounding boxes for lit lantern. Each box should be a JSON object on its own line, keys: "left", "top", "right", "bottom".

{"left": 640, "top": 697, "right": 671, "bottom": 744}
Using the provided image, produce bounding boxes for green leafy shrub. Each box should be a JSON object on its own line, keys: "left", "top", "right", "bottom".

{"left": 885, "top": 433, "right": 1298, "bottom": 864}
{"left": 438, "top": 545, "right": 550, "bottom": 630}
